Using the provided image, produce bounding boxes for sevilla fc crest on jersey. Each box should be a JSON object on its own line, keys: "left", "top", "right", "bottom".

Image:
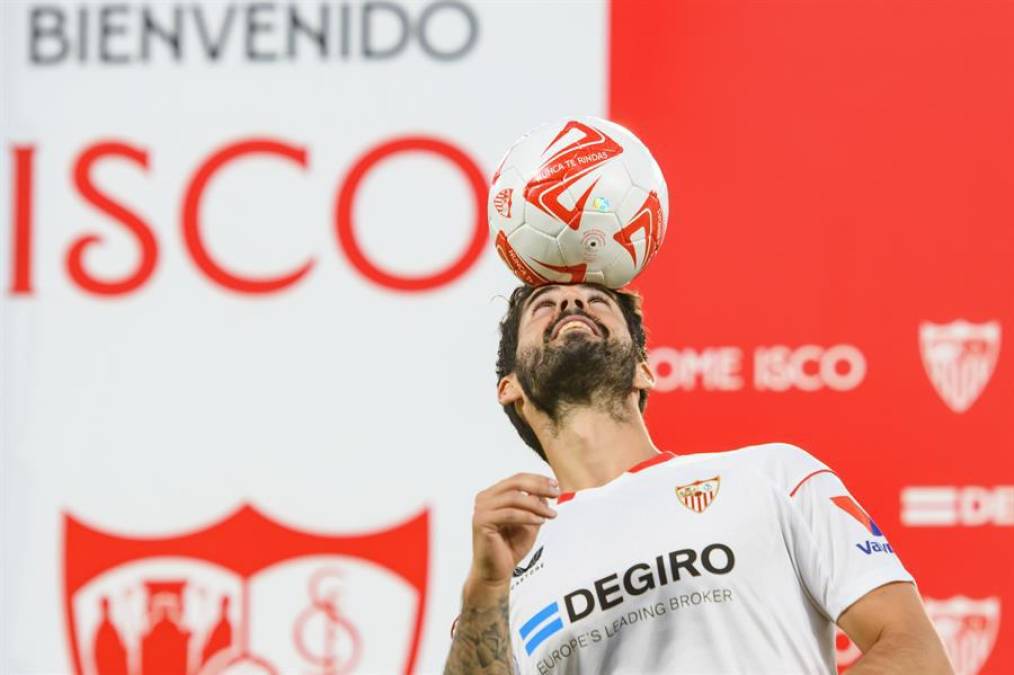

{"left": 63, "top": 504, "right": 429, "bottom": 675}
{"left": 925, "top": 596, "right": 1001, "bottom": 675}
{"left": 919, "top": 320, "right": 1001, "bottom": 413}
{"left": 675, "top": 476, "right": 720, "bottom": 513}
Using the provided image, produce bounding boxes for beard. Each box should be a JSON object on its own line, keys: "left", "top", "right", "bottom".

{"left": 515, "top": 312, "right": 639, "bottom": 422}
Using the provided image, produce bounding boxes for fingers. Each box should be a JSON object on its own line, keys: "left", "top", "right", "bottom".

{"left": 486, "top": 491, "right": 557, "bottom": 519}
{"left": 479, "top": 507, "right": 549, "bottom": 527}
{"left": 482, "top": 473, "right": 561, "bottom": 500}
{"left": 473, "top": 473, "right": 561, "bottom": 531}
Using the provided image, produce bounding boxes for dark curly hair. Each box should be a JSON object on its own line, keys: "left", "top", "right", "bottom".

{"left": 495, "top": 284, "right": 649, "bottom": 462}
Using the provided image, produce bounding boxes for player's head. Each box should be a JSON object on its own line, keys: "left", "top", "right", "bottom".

{"left": 496, "top": 283, "right": 652, "bottom": 462}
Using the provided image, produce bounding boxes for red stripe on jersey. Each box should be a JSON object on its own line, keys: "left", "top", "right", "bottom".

{"left": 556, "top": 452, "right": 676, "bottom": 505}
{"left": 628, "top": 451, "right": 676, "bottom": 474}
{"left": 789, "top": 469, "right": 837, "bottom": 497}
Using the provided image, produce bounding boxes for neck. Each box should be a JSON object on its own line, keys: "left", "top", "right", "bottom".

{"left": 533, "top": 395, "right": 660, "bottom": 492}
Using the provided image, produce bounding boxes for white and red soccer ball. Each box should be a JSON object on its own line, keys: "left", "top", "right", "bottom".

{"left": 488, "top": 117, "right": 669, "bottom": 289}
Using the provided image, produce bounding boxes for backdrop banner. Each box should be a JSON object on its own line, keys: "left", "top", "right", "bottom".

{"left": 2, "top": 1, "right": 1011, "bottom": 674}
{"left": 611, "top": 2, "right": 1013, "bottom": 673}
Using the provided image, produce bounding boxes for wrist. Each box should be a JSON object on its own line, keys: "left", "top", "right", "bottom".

{"left": 462, "top": 573, "right": 510, "bottom": 609}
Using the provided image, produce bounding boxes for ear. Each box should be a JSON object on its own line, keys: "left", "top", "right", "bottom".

{"left": 633, "top": 359, "right": 656, "bottom": 391}
{"left": 498, "top": 374, "right": 524, "bottom": 406}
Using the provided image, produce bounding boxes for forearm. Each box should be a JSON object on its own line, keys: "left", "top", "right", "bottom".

{"left": 847, "top": 631, "right": 953, "bottom": 675}
{"left": 444, "top": 579, "right": 514, "bottom": 675}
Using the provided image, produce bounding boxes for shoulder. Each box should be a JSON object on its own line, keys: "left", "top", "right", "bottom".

{"left": 720, "top": 442, "right": 833, "bottom": 494}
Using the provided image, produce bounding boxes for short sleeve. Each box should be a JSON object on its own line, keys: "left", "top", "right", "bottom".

{"left": 780, "top": 448, "right": 915, "bottom": 622}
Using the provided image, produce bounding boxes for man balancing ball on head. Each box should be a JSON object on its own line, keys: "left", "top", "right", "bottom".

{"left": 444, "top": 282, "right": 952, "bottom": 674}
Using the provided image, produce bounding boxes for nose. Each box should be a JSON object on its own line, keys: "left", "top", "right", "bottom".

{"left": 560, "top": 297, "right": 584, "bottom": 312}
{"left": 557, "top": 286, "right": 587, "bottom": 313}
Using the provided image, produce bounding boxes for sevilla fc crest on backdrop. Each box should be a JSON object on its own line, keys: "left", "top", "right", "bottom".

{"left": 919, "top": 320, "right": 1001, "bottom": 413}
{"left": 835, "top": 595, "right": 1000, "bottom": 674}
{"left": 63, "top": 505, "right": 428, "bottom": 675}
{"left": 925, "top": 596, "right": 1001, "bottom": 675}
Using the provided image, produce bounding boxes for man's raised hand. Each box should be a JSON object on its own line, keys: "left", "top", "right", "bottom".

{"left": 465, "top": 473, "right": 559, "bottom": 604}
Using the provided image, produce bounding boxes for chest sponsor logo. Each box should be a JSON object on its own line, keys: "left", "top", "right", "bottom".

{"left": 919, "top": 320, "right": 1001, "bottom": 413}
{"left": 675, "top": 476, "right": 720, "bottom": 513}
{"left": 63, "top": 504, "right": 429, "bottom": 675}
{"left": 517, "top": 543, "right": 735, "bottom": 657}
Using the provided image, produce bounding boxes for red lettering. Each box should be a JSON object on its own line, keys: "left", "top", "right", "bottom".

{"left": 334, "top": 136, "right": 486, "bottom": 292}
{"left": 182, "top": 139, "right": 312, "bottom": 294}
{"left": 10, "top": 146, "right": 35, "bottom": 294}
{"left": 67, "top": 142, "right": 158, "bottom": 296}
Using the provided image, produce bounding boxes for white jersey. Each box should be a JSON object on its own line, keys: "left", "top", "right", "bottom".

{"left": 507, "top": 443, "right": 913, "bottom": 674}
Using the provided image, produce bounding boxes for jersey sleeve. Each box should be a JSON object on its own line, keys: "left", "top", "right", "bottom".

{"left": 772, "top": 444, "right": 915, "bottom": 622}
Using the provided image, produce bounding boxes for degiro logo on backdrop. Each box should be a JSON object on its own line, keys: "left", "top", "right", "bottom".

{"left": 7, "top": 136, "right": 488, "bottom": 295}
{"left": 28, "top": 1, "right": 479, "bottom": 65}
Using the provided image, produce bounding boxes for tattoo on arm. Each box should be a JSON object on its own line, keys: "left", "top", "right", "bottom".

{"left": 444, "top": 594, "right": 513, "bottom": 675}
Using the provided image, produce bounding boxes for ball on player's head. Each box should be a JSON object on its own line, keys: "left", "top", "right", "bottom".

{"left": 488, "top": 116, "right": 668, "bottom": 289}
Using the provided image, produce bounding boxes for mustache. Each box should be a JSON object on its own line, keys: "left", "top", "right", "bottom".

{"left": 543, "top": 309, "right": 611, "bottom": 343}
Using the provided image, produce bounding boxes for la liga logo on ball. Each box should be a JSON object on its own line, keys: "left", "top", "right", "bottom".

{"left": 488, "top": 117, "right": 669, "bottom": 289}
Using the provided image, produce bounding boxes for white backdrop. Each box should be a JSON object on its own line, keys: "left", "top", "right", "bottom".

{"left": 1, "top": 1, "right": 607, "bottom": 672}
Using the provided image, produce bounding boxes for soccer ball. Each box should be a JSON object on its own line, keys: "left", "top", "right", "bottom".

{"left": 488, "top": 117, "right": 668, "bottom": 289}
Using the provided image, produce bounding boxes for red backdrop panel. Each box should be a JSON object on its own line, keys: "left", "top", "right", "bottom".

{"left": 610, "top": 1, "right": 1013, "bottom": 671}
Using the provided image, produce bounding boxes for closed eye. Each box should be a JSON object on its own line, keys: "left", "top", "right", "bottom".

{"left": 532, "top": 299, "right": 555, "bottom": 313}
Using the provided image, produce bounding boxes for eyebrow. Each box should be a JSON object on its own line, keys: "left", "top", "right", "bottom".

{"left": 522, "top": 285, "right": 560, "bottom": 312}
{"left": 522, "top": 284, "right": 617, "bottom": 313}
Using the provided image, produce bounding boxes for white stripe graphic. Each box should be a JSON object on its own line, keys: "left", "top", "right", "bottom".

{"left": 901, "top": 487, "right": 957, "bottom": 526}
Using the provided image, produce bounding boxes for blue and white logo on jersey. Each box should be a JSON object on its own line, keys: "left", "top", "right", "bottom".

{"left": 519, "top": 601, "right": 564, "bottom": 655}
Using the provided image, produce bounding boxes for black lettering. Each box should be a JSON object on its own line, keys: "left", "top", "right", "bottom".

{"left": 668, "top": 548, "right": 701, "bottom": 580}
{"left": 362, "top": 1, "right": 408, "bottom": 59}
{"left": 30, "top": 6, "right": 68, "bottom": 64}
{"left": 701, "top": 543, "right": 735, "bottom": 574}
{"left": 594, "top": 573, "right": 623, "bottom": 610}
{"left": 655, "top": 554, "right": 667, "bottom": 585}
{"left": 77, "top": 5, "right": 87, "bottom": 61}
{"left": 564, "top": 588, "right": 595, "bottom": 621}
{"left": 288, "top": 4, "right": 328, "bottom": 58}
{"left": 141, "top": 6, "right": 182, "bottom": 62}
{"left": 623, "top": 563, "right": 655, "bottom": 596}
{"left": 193, "top": 4, "right": 236, "bottom": 61}
{"left": 416, "top": 0, "right": 478, "bottom": 61}
{"left": 99, "top": 5, "right": 130, "bottom": 63}
{"left": 339, "top": 2, "right": 351, "bottom": 58}
{"left": 246, "top": 3, "right": 277, "bottom": 61}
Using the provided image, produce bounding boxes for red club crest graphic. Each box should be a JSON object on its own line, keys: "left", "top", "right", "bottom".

{"left": 524, "top": 120, "right": 624, "bottom": 230}
{"left": 493, "top": 188, "right": 514, "bottom": 218}
{"left": 63, "top": 505, "right": 428, "bottom": 675}
{"left": 925, "top": 596, "right": 1001, "bottom": 675}
{"left": 919, "top": 320, "right": 1001, "bottom": 413}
